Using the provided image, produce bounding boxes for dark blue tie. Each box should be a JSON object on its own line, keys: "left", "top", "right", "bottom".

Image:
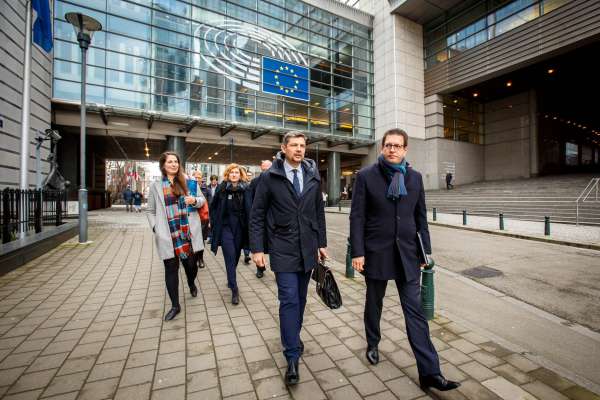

{"left": 292, "top": 169, "right": 301, "bottom": 196}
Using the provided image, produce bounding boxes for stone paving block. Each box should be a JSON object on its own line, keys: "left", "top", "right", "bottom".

{"left": 439, "top": 362, "right": 469, "bottom": 383}
{"left": 151, "top": 384, "right": 185, "bottom": 400}
{"left": 130, "top": 338, "right": 159, "bottom": 353}
{"left": 458, "top": 360, "right": 497, "bottom": 381}
{"left": 303, "top": 353, "right": 335, "bottom": 372}
{"left": 522, "top": 380, "right": 569, "bottom": 400}
{"left": 247, "top": 359, "right": 280, "bottom": 381}
{"left": 243, "top": 345, "right": 271, "bottom": 363}
{"left": 255, "top": 375, "right": 287, "bottom": 399}
{"left": 288, "top": 379, "right": 326, "bottom": 400}
{"left": 26, "top": 352, "right": 69, "bottom": 373}
{"left": 187, "top": 341, "right": 214, "bottom": 356}
{"left": 561, "top": 385, "right": 600, "bottom": 400}
{"left": 114, "top": 383, "right": 152, "bottom": 400}
{"left": 156, "top": 350, "right": 185, "bottom": 370}
{"left": 218, "top": 356, "right": 248, "bottom": 377}
{"left": 2, "top": 388, "right": 44, "bottom": 400}
{"left": 78, "top": 377, "right": 119, "bottom": 400}
{"left": 460, "top": 331, "right": 489, "bottom": 345}
{"left": 387, "top": 348, "right": 417, "bottom": 368}
{"left": 120, "top": 365, "right": 156, "bottom": 387}
{"left": 469, "top": 350, "right": 504, "bottom": 369}
{"left": 369, "top": 360, "right": 404, "bottom": 382}
{"left": 385, "top": 376, "right": 425, "bottom": 399}
{"left": 186, "top": 369, "right": 218, "bottom": 393}
{"left": 187, "top": 386, "right": 221, "bottom": 399}
{"left": 349, "top": 371, "right": 387, "bottom": 397}
{"left": 224, "top": 391, "right": 258, "bottom": 400}
{"left": 335, "top": 356, "right": 370, "bottom": 377}
{"left": 105, "top": 334, "right": 134, "bottom": 349}
{"left": 479, "top": 342, "right": 512, "bottom": 358}
{"left": 7, "top": 368, "right": 57, "bottom": 394}
{"left": 154, "top": 366, "right": 186, "bottom": 390}
{"left": 57, "top": 356, "right": 96, "bottom": 376}
{"left": 482, "top": 376, "right": 537, "bottom": 400}
{"left": 69, "top": 342, "right": 104, "bottom": 359}
{"left": 13, "top": 338, "right": 53, "bottom": 354}
{"left": 79, "top": 330, "right": 110, "bottom": 345}
{"left": 215, "top": 343, "right": 243, "bottom": 360}
{"left": 456, "top": 378, "right": 502, "bottom": 400}
{"left": 503, "top": 353, "right": 540, "bottom": 373}
{"left": 220, "top": 372, "right": 254, "bottom": 397}
{"left": 439, "top": 348, "right": 471, "bottom": 365}
{"left": 0, "top": 351, "right": 40, "bottom": 370}
{"left": 158, "top": 339, "right": 185, "bottom": 355}
{"left": 125, "top": 350, "right": 157, "bottom": 368}
{"left": 314, "top": 367, "right": 349, "bottom": 391}
{"left": 187, "top": 353, "right": 216, "bottom": 373}
{"left": 87, "top": 360, "right": 125, "bottom": 381}
{"left": 449, "top": 339, "right": 480, "bottom": 354}
{"left": 492, "top": 363, "right": 534, "bottom": 385}
{"left": 42, "top": 371, "right": 88, "bottom": 397}
{"left": 238, "top": 334, "right": 265, "bottom": 349}
{"left": 323, "top": 344, "right": 354, "bottom": 361}
{"left": 327, "top": 384, "right": 363, "bottom": 400}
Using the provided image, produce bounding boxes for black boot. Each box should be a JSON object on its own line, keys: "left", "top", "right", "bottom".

{"left": 419, "top": 374, "right": 460, "bottom": 391}
{"left": 164, "top": 306, "right": 180, "bottom": 321}
{"left": 232, "top": 288, "right": 239, "bottom": 305}
{"left": 366, "top": 347, "right": 379, "bottom": 365}
{"left": 285, "top": 360, "right": 299, "bottom": 385}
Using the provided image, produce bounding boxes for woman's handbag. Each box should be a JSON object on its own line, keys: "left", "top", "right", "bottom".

{"left": 312, "top": 261, "right": 342, "bottom": 309}
{"left": 198, "top": 201, "right": 209, "bottom": 224}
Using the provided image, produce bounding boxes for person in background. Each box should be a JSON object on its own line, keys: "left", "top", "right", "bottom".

{"left": 146, "top": 152, "right": 206, "bottom": 321}
{"left": 248, "top": 159, "right": 272, "bottom": 278}
{"left": 123, "top": 186, "right": 134, "bottom": 212}
{"left": 242, "top": 169, "right": 253, "bottom": 265}
{"left": 206, "top": 175, "right": 219, "bottom": 244}
{"left": 190, "top": 170, "right": 210, "bottom": 269}
{"left": 445, "top": 172, "right": 454, "bottom": 190}
{"left": 133, "top": 189, "right": 143, "bottom": 212}
{"left": 209, "top": 164, "right": 251, "bottom": 305}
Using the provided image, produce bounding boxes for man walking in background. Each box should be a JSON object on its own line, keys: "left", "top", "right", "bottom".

{"left": 350, "top": 128, "right": 460, "bottom": 393}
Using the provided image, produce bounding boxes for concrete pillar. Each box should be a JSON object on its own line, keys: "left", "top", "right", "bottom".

{"left": 529, "top": 89, "right": 538, "bottom": 177}
{"left": 327, "top": 151, "right": 341, "bottom": 205}
{"left": 166, "top": 136, "right": 186, "bottom": 165}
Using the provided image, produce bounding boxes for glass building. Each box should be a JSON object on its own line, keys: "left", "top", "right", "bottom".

{"left": 52, "top": 0, "right": 374, "bottom": 140}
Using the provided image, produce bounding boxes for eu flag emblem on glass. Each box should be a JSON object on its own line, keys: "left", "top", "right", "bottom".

{"left": 262, "top": 57, "right": 309, "bottom": 101}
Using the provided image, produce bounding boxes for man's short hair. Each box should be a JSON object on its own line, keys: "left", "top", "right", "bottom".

{"left": 209, "top": 175, "right": 218, "bottom": 181}
{"left": 282, "top": 131, "right": 307, "bottom": 145}
{"left": 381, "top": 128, "right": 409, "bottom": 148}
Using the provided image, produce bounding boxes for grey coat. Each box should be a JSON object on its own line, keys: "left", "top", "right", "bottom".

{"left": 146, "top": 180, "right": 206, "bottom": 261}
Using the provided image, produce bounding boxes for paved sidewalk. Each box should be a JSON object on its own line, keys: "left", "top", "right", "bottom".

{"left": 326, "top": 207, "right": 600, "bottom": 248}
{"left": 0, "top": 210, "right": 598, "bottom": 399}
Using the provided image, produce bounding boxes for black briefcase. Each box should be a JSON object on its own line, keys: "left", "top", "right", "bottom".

{"left": 312, "top": 261, "right": 342, "bottom": 309}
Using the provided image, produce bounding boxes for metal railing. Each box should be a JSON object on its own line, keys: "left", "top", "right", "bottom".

{"left": 1, "top": 188, "right": 67, "bottom": 244}
{"left": 576, "top": 177, "right": 600, "bottom": 225}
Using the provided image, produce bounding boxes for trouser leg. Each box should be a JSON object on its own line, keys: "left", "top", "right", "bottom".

{"left": 221, "top": 226, "right": 240, "bottom": 289}
{"left": 364, "top": 278, "right": 387, "bottom": 349}
{"left": 297, "top": 270, "right": 311, "bottom": 334}
{"left": 395, "top": 278, "right": 441, "bottom": 377}
{"left": 276, "top": 272, "right": 304, "bottom": 362}
{"left": 181, "top": 254, "right": 197, "bottom": 288}
{"left": 163, "top": 257, "right": 180, "bottom": 308}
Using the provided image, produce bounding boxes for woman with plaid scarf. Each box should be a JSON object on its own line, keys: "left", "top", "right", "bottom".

{"left": 146, "top": 152, "right": 206, "bottom": 321}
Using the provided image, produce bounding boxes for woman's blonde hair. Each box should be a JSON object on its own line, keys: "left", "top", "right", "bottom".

{"left": 223, "top": 163, "right": 247, "bottom": 182}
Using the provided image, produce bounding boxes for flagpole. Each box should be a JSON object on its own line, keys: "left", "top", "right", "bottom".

{"left": 19, "top": 0, "right": 33, "bottom": 239}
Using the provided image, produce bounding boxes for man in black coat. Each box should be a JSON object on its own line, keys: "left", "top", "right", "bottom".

{"left": 350, "top": 128, "right": 460, "bottom": 392}
{"left": 250, "top": 131, "right": 327, "bottom": 386}
{"left": 248, "top": 160, "right": 272, "bottom": 278}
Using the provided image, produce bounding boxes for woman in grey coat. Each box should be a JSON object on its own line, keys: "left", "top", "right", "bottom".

{"left": 146, "top": 151, "right": 206, "bottom": 321}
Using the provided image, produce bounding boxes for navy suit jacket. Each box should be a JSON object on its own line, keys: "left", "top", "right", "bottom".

{"left": 349, "top": 162, "right": 431, "bottom": 282}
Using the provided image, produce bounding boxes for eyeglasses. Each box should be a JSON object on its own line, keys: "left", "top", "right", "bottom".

{"left": 384, "top": 143, "right": 406, "bottom": 150}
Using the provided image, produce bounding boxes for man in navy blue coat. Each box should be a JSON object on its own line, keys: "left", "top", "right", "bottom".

{"left": 350, "top": 128, "right": 460, "bottom": 392}
{"left": 250, "top": 131, "right": 327, "bottom": 386}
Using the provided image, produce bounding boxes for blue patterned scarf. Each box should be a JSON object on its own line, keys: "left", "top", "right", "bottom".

{"left": 378, "top": 155, "right": 408, "bottom": 200}
{"left": 162, "top": 177, "right": 192, "bottom": 259}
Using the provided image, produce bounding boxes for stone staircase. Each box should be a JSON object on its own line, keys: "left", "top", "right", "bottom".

{"left": 425, "top": 174, "right": 600, "bottom": 225}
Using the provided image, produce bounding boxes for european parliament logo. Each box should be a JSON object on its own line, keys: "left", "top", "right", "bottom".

{"left": 262, "top": 56, "right": 309, "bottom": 101}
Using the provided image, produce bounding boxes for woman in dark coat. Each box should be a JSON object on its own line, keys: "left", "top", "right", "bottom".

{"left": 209, "top": 163, "right": 251, "bottom": 305}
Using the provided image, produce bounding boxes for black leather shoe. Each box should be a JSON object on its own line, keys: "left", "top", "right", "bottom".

{"left": 366, "top": 347, "right": 379, "bottom": 365}
{"left": 198, "top": 259, "right": 205, "bottom": 269}
{"left": 300, "top": 340, "right": 304, "bottom": 356}
{"left": 244, "top": 256, "right": 251, "bottom": 265}
{"left": 256, "top": 268, "right": 264, "bottom": 278}
{"left": 285, "top": 360, "right": 299, "bottom": 385}
{"left": 164, "top": 306, "right": 180, "bottom": 321}
{"left": 232, "top": 289, "right": 239, "bottom": 305}
{"left": 190, "top": 285, "right": 198, "bottom": 298}
{"left": 419, "top": 374, "right": 460, "bottom": 391}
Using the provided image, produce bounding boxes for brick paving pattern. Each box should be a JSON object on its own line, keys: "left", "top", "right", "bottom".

{"left": 0, "top": 211, "right": 598, "bottom": 399}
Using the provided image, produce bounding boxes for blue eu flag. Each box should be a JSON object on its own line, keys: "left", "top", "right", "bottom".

{"left": 32, "top": 0, "right": 53, "bottom": 53}
{"left": 262, "top": 57, "right": 309, "bottom": 101}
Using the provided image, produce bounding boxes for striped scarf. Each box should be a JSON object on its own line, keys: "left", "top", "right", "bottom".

{"left": 162, "top": 177, "right": 192, "bottom": 259}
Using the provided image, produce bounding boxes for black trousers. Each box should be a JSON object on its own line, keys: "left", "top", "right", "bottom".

{"left": 365, "top": 277, "right": 441, "bottom": 377}
{"left": 163, "top": 255, "right": 197, "bottom": 308}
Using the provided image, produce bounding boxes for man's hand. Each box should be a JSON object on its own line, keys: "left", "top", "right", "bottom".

{"left": 252, "top": 252, "right": 266, "bottom": 267}
{"left": 184, "top": 196, "right": 196, "bottom": 205}
{"left": 352, "top": 256, "right": 365, "bottom": 272}
{"left": 318, "top": 248, "right": 328, "bottom": 262}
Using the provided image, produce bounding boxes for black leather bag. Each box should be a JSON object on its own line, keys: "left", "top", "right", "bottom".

{"left": 312, "top": 261, "right": 342, "bottom": 309}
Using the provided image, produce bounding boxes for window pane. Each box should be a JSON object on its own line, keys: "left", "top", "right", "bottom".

{"left": 152, "top": 95, "right": 189, "bottom": 114}
{"left": 192, "top": 0, "right": 225, "bottom": 13}
{"left": 108, "top": 15, "right": 151, "bottom": 41}
{"left": 108, "top": 0, "right": 151, "bottom": 23}
{"left": 107, "top": 33, "right": 149, "bottom": 58}
{"left": 107, "top": 70, "right": 149, "bottom": 92}
{"left": 107, "top": 51, "right": 150, "bottom": 75}
{"left": 153, "top": 61, "right": 189, "bottom": 81}
{"left": 153, "top": 0, "right": 190, "bottom": 18}
{"left": 154, "top": 10, "right": 190, "bottom": 34}
{"left": 153, "top": 27, "right": 191, "bottom": 50}
{"left": 284, "top": 100, "right": 308, "bottom": 130}
{"left": 152, "top": 78, "right": 189, "bottom": 98}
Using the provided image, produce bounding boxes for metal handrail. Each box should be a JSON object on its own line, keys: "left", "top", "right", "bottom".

{"left": 576, "top": 178, "right": 600, "bottom": 225}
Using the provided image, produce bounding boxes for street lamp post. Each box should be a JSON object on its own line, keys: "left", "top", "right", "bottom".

{"left": 65, "top": 13, "right": 102, "bottom": 244}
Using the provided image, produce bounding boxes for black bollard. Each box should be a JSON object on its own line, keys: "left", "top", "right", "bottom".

{"left": 544, "top": 216, "right": 550, "bottom": 236}
{"left": 499, "top": 213, "right": 504, "bottom": 230}
{"left": 462, "top": 210, "right": 467, "bottom": 225}
{"left": 433, "top": 207, "right": 437, "bottom": 221}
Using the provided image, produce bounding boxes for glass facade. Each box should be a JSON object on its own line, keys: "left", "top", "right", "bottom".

{"left": 424, "top": 0, "right": 570, "bottom": 69}
{"left": 442, "top": 96, "right": 484, "bottom": 144}
{"left": 52, "top": 0, "right": 374, "bottom": 139}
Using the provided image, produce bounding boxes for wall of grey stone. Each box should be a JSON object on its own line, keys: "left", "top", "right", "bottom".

{"left": 0, "top": 0, "right": 53, "bottom": 188}
{"left": 483, "top": 91, "right": 532, "bottom": 181}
